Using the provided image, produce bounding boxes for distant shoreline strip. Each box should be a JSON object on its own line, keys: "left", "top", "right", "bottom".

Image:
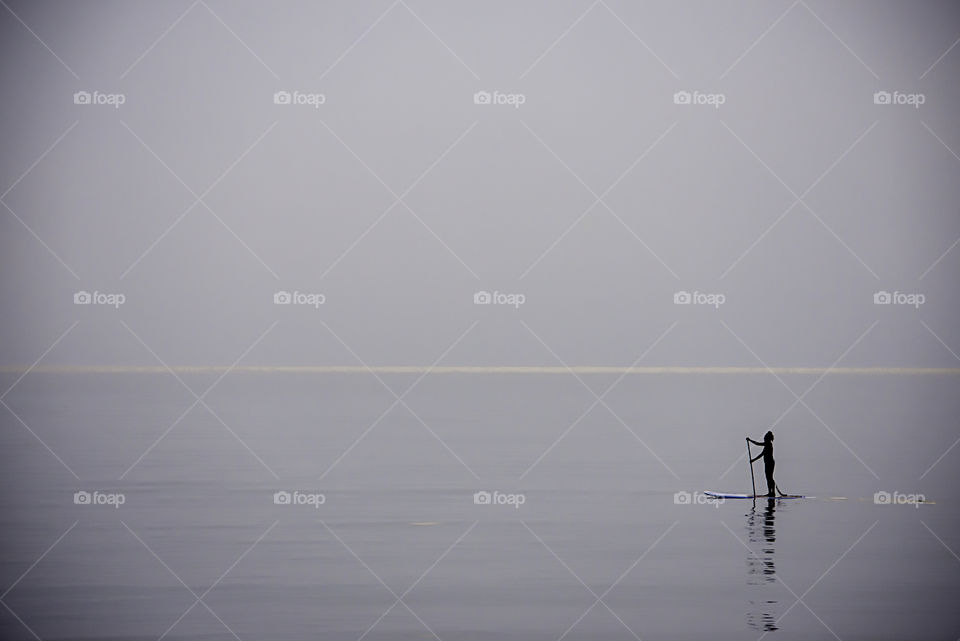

{"left": 1, "top": 366, "right": 959, "bottom": 375}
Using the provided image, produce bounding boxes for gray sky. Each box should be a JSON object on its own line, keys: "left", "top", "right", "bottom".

{"left": 1, "top": 0, "right": 959, "bottom": 368}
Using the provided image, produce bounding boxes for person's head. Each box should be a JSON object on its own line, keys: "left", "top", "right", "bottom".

{"left": 764, "top": 431, "right": 774, "bottom": 443}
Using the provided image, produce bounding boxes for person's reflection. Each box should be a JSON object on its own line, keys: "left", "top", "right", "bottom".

{"left": 746, "top": 498, "right": 778, "bottom": 632}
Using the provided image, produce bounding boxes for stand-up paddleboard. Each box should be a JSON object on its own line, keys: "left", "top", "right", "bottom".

{"left": 704, "top": 491, "right": 808, "bottom": 499}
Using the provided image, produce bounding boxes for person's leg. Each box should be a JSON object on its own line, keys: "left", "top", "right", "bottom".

{"left": 764, "top": 466, "right": 775, "bottom": 496}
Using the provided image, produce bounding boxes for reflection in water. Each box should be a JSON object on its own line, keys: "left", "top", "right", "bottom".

{"left": 746, "top": 498, "right": 780, "bottom": 632}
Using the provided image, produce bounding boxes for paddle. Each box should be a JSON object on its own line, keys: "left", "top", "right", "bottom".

{"left": 746, "top": 438, "right": 756, "bottom": 498}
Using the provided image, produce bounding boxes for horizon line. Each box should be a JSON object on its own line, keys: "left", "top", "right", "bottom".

{"left": 1, "top": 365, "right": 959, "bottom": 375}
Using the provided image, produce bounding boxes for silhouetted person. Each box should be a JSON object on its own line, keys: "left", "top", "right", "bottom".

{"left": 747, "top": 431, "right": 776, "bottom": 497}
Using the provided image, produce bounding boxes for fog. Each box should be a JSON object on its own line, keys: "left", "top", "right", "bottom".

{"left": 1, "top": 0, "right": 957, "bottom": 368}
{"left": 1, "top": 3, "right": 960, "bottom": 640}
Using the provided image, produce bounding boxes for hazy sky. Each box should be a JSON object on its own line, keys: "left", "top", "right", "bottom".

{"left": 1, "top": 0, "right": 959, "bottom": 368}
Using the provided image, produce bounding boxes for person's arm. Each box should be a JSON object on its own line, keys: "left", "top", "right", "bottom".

{"left": 746, "top": 438, "right": 764, "bottom": 446}
{"left": 750, "top": 452, "right": 763, "bottom": 463}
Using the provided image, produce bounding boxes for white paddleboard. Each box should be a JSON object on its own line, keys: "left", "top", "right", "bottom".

{"left": 704, "top": 491, "right": 808, "bottom": 499}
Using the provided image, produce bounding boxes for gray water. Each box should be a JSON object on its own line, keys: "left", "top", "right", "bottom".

{"left": 1, "top": 372, "right": 958, "bottom": 640}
